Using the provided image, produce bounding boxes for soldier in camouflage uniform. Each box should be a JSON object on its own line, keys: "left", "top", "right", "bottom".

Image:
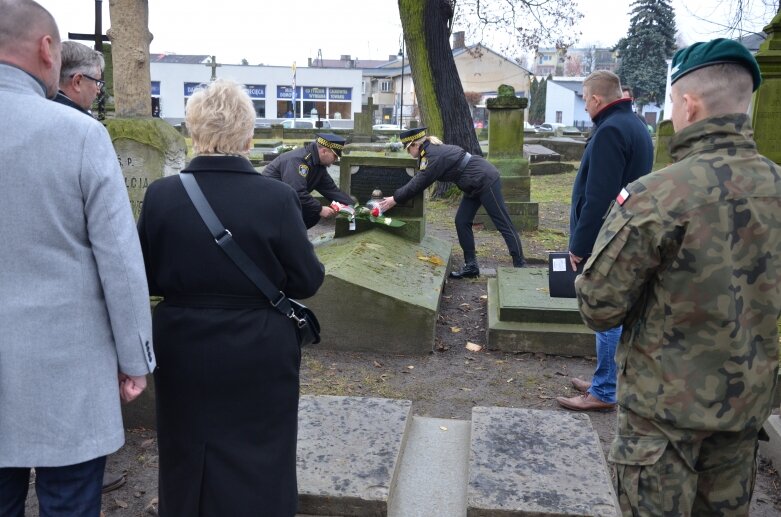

{"left": 575, "top": 39, "right": 781, "bottom": 516}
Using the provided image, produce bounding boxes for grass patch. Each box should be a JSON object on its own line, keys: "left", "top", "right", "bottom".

{"left": 524, "top": 228, "right": 569, "bottom": 251}
{"left": 531, "top": 169, "right": 577, "bottom": 203}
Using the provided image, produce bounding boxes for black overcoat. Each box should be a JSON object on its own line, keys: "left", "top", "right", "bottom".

{"left": 137, "top": 155, "right": 325, "bottom": 516}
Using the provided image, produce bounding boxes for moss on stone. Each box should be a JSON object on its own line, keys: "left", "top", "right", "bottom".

{"left": 103, "top": 118, "right": 185, "bottom": 156}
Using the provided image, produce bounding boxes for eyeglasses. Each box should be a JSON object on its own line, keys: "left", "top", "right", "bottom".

{"left": 72, "top": 73, "right": 105, "bottom": 88}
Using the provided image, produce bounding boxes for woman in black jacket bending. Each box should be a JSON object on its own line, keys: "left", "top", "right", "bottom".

{"left": 138, "top": 79, "right": 324, "bottom": 516}
{"left": 378, "top": 127, "right": 525, "bottom": 278}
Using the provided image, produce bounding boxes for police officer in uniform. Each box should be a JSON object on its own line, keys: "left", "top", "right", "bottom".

{"left": 378, "top": 128, "right": 525, "bottom": 278}
{"left": 262, "top": 133, "right": 354, "bottom": 228}
{"left": 575, "top": 39, "right": 781, "bottom": 515}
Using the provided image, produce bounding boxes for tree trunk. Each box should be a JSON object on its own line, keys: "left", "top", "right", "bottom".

{"left": 399, "top": 0, "right": 481, "bottom": 197}
{"left": 107, "top": 0, "right": 152, "bottom": 118}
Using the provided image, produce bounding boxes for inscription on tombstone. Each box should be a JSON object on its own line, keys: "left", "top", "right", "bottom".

{"left": 115, "top": 141, "right": 162, "bottom": 220}
{"left": 349, "top": 165, "right": 414, "bottom": 205}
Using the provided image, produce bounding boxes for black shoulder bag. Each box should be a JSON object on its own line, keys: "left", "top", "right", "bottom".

{"left": 179, "top": 173, "right": 321, "bottom": 346}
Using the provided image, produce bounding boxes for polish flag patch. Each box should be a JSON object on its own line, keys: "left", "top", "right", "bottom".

{"left": 616, "top": 188, "right": 630, "bottom": 206}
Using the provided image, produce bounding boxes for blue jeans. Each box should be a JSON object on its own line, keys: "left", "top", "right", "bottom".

{"left": 588, "top": 325, "right": 621, "bottom": 404}
{"left": 0, "top": 456, "right": 106, "bottom": 517}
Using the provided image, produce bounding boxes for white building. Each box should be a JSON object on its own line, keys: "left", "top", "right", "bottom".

{"left": 149, "top": 56, "right": 363, "bottom": 126}
{"left": 544, "top": 77, "right": 588, "bottom": 128}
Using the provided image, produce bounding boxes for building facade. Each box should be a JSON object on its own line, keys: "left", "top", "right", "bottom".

{"left": 149, "top": 57, "right": 362, "bottom": 125}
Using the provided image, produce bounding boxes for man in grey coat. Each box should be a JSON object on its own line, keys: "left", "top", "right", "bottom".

{"left": 0, "top": 2, "right": 156, "bottom": 515}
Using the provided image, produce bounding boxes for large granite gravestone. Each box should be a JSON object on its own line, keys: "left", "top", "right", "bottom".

{"left": 297, "top": 395, "right": 412, "bottom": 515}
{"left": 104, "top": 118, "right": 186, "bottom": 220}
{"left": 307, "top": 148, "right": 451, "bottom": 354}
{"left": 478, "top": 84, "right": 539, "bottom": 231}
{"left": 335, "top": 152, "right": 424, "bottom": 242}
{"left": 468, "top": 407, "right": 619, "bottom": 516}
{"left": 295, "top": 396, "right": 618, "bottom": 516}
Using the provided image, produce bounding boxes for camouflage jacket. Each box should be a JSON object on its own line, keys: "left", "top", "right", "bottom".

{"left": 575, "top": 114, "right": 781, "bottom": 432}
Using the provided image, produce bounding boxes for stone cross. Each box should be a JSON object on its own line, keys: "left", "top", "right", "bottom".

{"left": 206, "top": 55, "right": 221, "bottom": 81}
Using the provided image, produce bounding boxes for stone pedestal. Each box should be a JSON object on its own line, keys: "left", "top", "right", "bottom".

{"left": 487, "top": 268, "right": 594, "bottom": 355}
{"left": 308, "top": 229, "right": 451, "bottom": 354}
{"left": 752, "top": 12, "right": 781, "bottom": 165}
{"left": 353, "top": 97, "right": 377, "bottom": 143}
{"left": 104, "top": 118, "right": 186, "bottom": 220}
{"left": 480, "top": 84, "right": 538, "bottom": 231}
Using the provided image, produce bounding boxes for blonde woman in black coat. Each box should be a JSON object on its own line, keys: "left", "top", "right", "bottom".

{"left": 138, "top": 79, "right": 324, "bottom": 516}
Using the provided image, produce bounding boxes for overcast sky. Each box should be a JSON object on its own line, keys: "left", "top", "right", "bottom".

{"left": 35, "top": 0, "right": 773, "bottom": 66}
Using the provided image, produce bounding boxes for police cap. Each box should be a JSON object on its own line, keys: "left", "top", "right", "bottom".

{"left": 315, "top": 133, "right": 346, "bottom": 157}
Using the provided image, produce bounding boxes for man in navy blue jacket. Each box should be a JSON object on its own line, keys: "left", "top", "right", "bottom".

{"left": 557, "top": 70, "right": 653, "bottom": 411}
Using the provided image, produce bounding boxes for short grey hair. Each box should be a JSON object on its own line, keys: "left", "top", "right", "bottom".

{"left": 673, "top": 63, "right": 753, "bottom": 115}
{"left": 0, "top": 0, "right": 59, "bottom": 53}
{"left": 59, "top": 41, "right": 104, "bottom": 84}
{"left": 185, "top": 79, "right": 255, "bottom": 156}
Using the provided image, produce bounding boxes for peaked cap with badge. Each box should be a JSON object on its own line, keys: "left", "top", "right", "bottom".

{"left": 399, "top": 127, "right": 427, "bottom": 149}
{"left": 670, "top": 38, "right": 761, "bottom": 91}
{"left": 315, "top": 133, "right": 346, "bottom": 157}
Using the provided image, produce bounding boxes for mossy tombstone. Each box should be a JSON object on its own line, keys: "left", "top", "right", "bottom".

{"left": 104, "top": 118, "right": 186, "bottom": 220}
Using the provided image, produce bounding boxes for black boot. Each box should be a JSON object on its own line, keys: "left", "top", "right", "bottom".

{"left": 512, "top": 255, "right": 526, "bottom": 268}
{"left": 450, "top": 261, "right": 480, "bottom": 279}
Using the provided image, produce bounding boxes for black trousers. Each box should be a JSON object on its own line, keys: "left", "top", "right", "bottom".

{"left": 455, "top": 179, "right": 523, "bottom": 262}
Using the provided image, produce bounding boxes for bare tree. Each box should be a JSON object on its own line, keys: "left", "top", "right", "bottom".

{"left": 398, "top": 0, "right": 581, "bottom": 197}
{"left": 683, "top": 0, "right": 779, "bottom": 37}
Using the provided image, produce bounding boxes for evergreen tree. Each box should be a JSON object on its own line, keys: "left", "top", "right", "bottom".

{"left": 615, "top": 0, "right": 676, "bottom": 112}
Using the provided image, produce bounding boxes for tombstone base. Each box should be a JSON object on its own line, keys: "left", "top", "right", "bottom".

{"left": 475, "top": 201, "right": 539, "bottom": 232}
{"left": 307, "top": 229, "right": 451, "bottom": 354}
{"left": 487, "top": 268, "right": 594, "bottom": 356}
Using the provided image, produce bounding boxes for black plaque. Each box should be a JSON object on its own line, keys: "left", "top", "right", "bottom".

{"left": 350, "top": 166, "right": 413, "bottom": 206}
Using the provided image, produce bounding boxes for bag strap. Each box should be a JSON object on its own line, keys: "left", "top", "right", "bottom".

{"left": 179, "top": 173, "right": 296, "bottom": 319}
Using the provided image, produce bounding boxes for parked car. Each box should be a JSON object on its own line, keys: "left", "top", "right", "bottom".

{"left": 524, "top": 121, "right": 539, "bottom": 133}
{"left": 281, "top": 119, "right": 331, "bottom": 129}
{"left": 536, "top": 122, "right": 565, "bottom": 132}
{"left": 373, "top": 124, "right": 406, "bottom": 130}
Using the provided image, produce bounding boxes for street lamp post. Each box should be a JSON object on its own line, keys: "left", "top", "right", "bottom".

{"left": 398, "top": 39, "right": 404, "bottom": 130}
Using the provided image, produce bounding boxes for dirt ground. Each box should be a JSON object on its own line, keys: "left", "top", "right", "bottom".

{"left": 24, "top": 191, "right": 781, "bottom": 516}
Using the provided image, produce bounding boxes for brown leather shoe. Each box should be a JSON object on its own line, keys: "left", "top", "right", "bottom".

{"left": 570, "top": 377, "right": 591, "bottom": 393}
{"left": 102, "top": 471, "right": 126, "bottom": 494}
{"left": 556, "top": 393, "right": 615, "bottom": 412}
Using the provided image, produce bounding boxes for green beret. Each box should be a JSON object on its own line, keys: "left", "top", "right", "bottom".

{"left": 670, "top": 38, "right": 761, "bottom": 91}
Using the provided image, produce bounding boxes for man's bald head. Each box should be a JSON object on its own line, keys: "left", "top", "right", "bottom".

{"left": 0, "top": 0, "right": 61, "bottom": 98}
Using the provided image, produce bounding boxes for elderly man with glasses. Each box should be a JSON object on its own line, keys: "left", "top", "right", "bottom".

{"left": 54, "top": 40, "right": 104, "bottom": 115}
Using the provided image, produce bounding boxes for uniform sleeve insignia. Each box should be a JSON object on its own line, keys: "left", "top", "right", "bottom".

{"left": 420, "top": 157, "right": 428, "bottom": 170}
{"left": 298, "top": 163, "right": 309, "bottom": 177}
{"left": 616, "top": 187, "right": 630, "bottom": 205}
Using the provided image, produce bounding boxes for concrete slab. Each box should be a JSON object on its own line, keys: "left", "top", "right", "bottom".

{"left": 388, "top": 416, "right": 470, "bottom": 517}
{"left": 308, "top": 230, "right": 451, "bottom": 354}
{"left": 297, "top": 395, "right": 412, "bottom": 516}
{"left": 487, "top": 278, "right": 594, "bottom": 356}
{"left": 467, "top": 407, "right": 619, "bottom": 517}
{"left": 523, "top": 144, "right": 561, "bottom": 163}
{"left": 760, "top": 415, "right": 781, "bottom": 471}
{"left": 497, "top": 268, "right": 584, "bottom": 325}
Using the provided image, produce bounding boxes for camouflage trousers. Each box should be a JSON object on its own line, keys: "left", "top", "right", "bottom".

{"left": 609, "top": 407, "right": 760, "bottom": 516}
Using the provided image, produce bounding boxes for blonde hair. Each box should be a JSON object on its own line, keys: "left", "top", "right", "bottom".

{"left": 422, "top": 135, "right": 443, "bottom": 145}
{"left": 583, "top": 70, "right": 622, "bottom": 101}
{"left": 185, "top": 79, "right": 255, "bottom": 156}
